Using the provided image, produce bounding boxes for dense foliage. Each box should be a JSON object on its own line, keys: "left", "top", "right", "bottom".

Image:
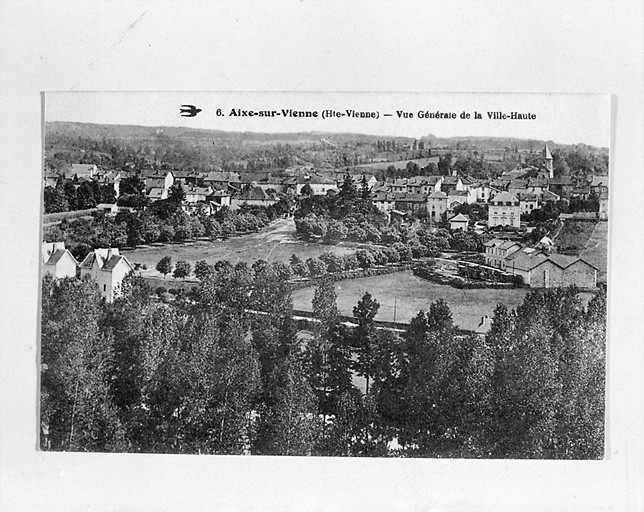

{"left": 41, "top": 269, "right": 605, "bottom": 458}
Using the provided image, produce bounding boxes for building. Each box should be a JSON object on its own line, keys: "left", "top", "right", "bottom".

{"left": 183, "top": 185, "right": 213, "bottom": 203}
{"left": 484, "top": 238, "right": 522, "bottom": 269}
{"left": 518, "top": 193, "right": 539, "bottom": 215}
{"left": 543, "top": 143, "right": 554, "bottom": 179}
{"left": 79, "top": 248, "right": 134, "bottom": 302}
{"left": 67, "top": 164, "right": 98, "bottom": 180}
{"left": 95, "top": 203, "right": 119, "bottom": 215}
{"left": 505, "top": 250, "right": 598, "bottom": 288}
{"left": 230, "top": 187, "right": 279, "bottom": 209}
{"left": 449, "top": 213, "right": 469, "bottom": 231}
{"left": 143, "top": 170, "right": 175, "bottom": 192}
{"left": 373, "top": 191, "right": 396, "bottom": 214}
{"left": 394, "top": 193, "right": 427, "bottom": 213}
{"left": 598, "top": 188, "right": 609, "bottom": 220}
{"left": 427, "top": 190, "right": 449, "bottom": 222}
{"left": 42, "top": 242, "right": 78, "bottom": 279}
{"left": 488, "top": 191, "right": 520, "bottom": 228}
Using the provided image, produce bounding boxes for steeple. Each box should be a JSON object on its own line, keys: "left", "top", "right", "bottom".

{"left": 543, "top": 142, "right": 553, "bottom": 179}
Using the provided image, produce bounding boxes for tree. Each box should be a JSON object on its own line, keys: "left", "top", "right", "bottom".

{"left": 290, "top": 254, "right": 309, "bottom": 277}
{"left": 352, "top": 292, "right": 380, "bottom": 395}
{"left": 301, "top": 183, "right": 314, "bottom": 196}
{"left": 194, "top": 260, "right": 214, "bottom": 281}
{"left": 40, "top": 276, "right": 125, "bottom": 452}
{"left": 309, "top": 277, "right": 353, "bottom": 420}
{"left": 173, "top": 260, "right": 191, "bottom": 279}
{"left": 156, "top": 256, "right": 172, "bottom": 279}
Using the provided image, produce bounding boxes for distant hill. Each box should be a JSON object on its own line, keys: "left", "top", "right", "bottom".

{"left": 45, "top": 122, "right": 416, "bottom": 146}
{"left": 46, "top": 122, "right": 607, "bottom": 154}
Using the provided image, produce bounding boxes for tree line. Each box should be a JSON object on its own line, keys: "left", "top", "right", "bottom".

{"left": 40, "top": 265, "right": 605, "bottom": 458}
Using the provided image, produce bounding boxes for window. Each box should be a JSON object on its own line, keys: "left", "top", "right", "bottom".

{"left": 103, "top": 284, "right": 106, "bottom": 292}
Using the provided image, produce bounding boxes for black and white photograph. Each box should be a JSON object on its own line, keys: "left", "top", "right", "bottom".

{"left": 39, "top": 91, "right": 609, "bottom": 459}
{"left": 2, "top": 3, "right": 643, "bottom": 509}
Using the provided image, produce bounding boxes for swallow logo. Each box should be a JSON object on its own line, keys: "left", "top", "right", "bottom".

{"left": 180, "top": 105, "right": 202, "bottom": 117}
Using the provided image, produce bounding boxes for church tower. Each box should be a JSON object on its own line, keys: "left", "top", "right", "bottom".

{"left": 543, "top": 142, "right": 554, "bottom": 179}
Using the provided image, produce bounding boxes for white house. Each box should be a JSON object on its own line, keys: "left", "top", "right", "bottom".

{"left": 488, "top": 191, "right": 520, "bottom": 228}
{"left": 42, "top": 242, "right": 78, "bottom": 279}
{"left": 79, "top": 248, "right": 134, "bottom": 302}
{"left": 449, "top": 213, "right": 469, "bottom": 231}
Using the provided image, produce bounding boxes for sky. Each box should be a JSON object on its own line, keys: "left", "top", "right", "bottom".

{"left": 45, "top": 91, "right": 610, "bottom": 147}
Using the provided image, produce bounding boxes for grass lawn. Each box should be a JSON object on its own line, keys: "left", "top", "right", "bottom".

{"left": 126, "top": 218, "right": 358, "bottom": 274}
{"left": 291, "top": 270, "right": 533, "bottom": 331}
{"left": 555, "top": 220, "right": 597, "bottom": 255}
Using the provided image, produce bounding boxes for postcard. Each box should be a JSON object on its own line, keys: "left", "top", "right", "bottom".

{"left": 39, "top": 91, "right": 609, "bottom": 459}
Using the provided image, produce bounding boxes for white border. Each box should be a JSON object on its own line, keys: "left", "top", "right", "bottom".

{"left": 1, "top": 1, "right": 643, "bottom": 511}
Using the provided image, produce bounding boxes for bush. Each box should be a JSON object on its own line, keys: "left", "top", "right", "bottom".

{"left": 306, "top": 257, "right": 328, "bottom": 276}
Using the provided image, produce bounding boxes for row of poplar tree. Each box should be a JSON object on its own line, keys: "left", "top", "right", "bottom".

{"left": 40, "top": 262, "right": 605, "bottom": 458}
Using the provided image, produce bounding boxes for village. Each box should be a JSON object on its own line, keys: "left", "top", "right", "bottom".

{"left": 42, "top": 141, "right": 608, "bottom": 312}
{"left": 38, "top": 121, "right": 608, "bottom": 459}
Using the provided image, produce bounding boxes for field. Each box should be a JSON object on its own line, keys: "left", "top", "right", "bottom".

{"left": 555, "top": 220, "right": 598, "bottom": 255}
{"left": 128, "top": 218, "right": 358, "bottom": 275}
{"left": 292, "top": 271, "right": 533, "bottom": 331}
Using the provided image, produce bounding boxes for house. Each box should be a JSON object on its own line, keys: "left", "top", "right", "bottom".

{"left": 94, "top": 170, "right": 121, "bottom": 198}
{"left": 484, "top": 238, "right": 522, "bottom": 269}
{"left": 385, "top": 178, "right": 407, "bottom": 193}
{"left": 518, "top": 193, "right": 539, "bottom": 215}
{"left": 210, "top": 189, "right": 231, "bottom": 210}
{"left": 143, "top": 170, "right": 175, "bottom": 191}
{"left": 67, "top": 164, "right": 98, "bottom": 180}
{"left": 589, "top": 175, "right": 609, "bottom": 196}
{"left": 406, "top": 175, "right": 443, "bottom": 195}
{"left": 505, "top": 250, "right": 598, "bottom": 288}
{"left": 548, "top": 175, "right": 574, "bottom": 198}
{"left": 427, "top": 190, "right": 449, "bottom": 222}
{"left": 95, "top": 203, "right": 119, "bottom": 215}
{"left": 304, "top": 174, "right": 338, "bottom": 195}
{"left": 230, "top": 186, "right": 279, "bottom": 209}
{"left": 203, "top": 171, "right": 241, "bottom": 191}
{"left": 373, "top": 191, "right": 397, "bottom": 214}
{"left": 394, "top": 193, "right": 427, "bottom": 213}
{"left": 79, "top": 248, "right": 134, "bottom": 302}
{"left": 172, "top": 169, "right": 202, "bottom": 186}
{"left": 447, "top": 189, "right": 471, "bottom": 206}
{"left": 42, "top": 242, "right": 78, "bottom": 279}
{"left": 449, "top": 213, "right": 469, "bottom": 231}
{"left": 526, "top": 178, "right": 548, "bottom": 197}
{"left": 440, "top": 175, "right": 465, "bottom": 193}
{"left": 488, "top": 191, "right": 520, "bottom": 228}
{"left": 183, "top": 185, "right": 213, "bottom": 204}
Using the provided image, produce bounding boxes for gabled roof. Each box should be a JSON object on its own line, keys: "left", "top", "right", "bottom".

{"left": 450, "top": 213, "right": 469, "bottom": 222}
{"left": 518, "top": 193, "right": 538, "bottom": 201}
{"left": 46, "top": 249, "right": 77, "bottom": 266}
{"left": 102, "top": 254, "right": 133, "bottom": 272}
{"left": 428, "top": 190, "right": 448, "bottom": 199}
